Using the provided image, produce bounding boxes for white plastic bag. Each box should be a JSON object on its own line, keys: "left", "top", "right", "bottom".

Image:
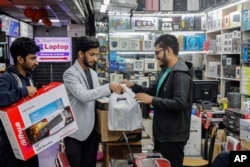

{"left": 108, "top": 84, "right": 142, "bottom": 131}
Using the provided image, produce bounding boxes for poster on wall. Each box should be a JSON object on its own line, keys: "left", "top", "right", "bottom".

{"left": 1, "top": 15, "right": 20, "bottom": 37}
{"left": 34, "top": 37, "right": 72, "bottom": 62}
{"left": 20, "top": 21, "right": 33, "bottom": 38}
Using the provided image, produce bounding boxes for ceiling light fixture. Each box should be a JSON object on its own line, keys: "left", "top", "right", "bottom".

{"left": 103, "top": 0, "right": 110, "bottom": 5}
{"left": 100, "top": 4, "right": 107, "bottom": 13}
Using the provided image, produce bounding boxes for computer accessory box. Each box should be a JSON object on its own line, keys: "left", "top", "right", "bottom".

{"left": 0, "top": 82, "right": 78, "bottom": 160}
{"left": 160, "top": 0, "right": 173, "bottom": 11}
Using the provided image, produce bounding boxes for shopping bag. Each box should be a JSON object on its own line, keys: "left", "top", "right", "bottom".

{"left": 108, "top": 84, "right": 142, "bottom": 131}
{"left": 55, "top": 140, "right": 70, "bottom": 167}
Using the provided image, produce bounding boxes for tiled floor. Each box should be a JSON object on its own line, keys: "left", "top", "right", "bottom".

{"left": 38, "top": 118, "right": 153, "bottom": 167}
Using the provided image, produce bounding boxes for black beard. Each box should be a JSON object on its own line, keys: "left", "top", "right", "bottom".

{"left": 83, "top": 54, "right": 92, "bottom": 68}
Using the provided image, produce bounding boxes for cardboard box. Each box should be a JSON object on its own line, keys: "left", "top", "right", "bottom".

{"left": 216, "top": 129, "right": 227, "bottom": 142}
{"left": 240, "top": 139, "right": 250, "bottom": 150}
{"left": 201, "top": 139, "right": 222, "bottom": 162}
{"left": 0, "top": 82, "right": 78, "bottom": 160}
{"left": 96, "top": 109, "right": 142, "bottom": 142}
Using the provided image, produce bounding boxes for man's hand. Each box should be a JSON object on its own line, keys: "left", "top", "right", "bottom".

{"left": 121, "top": 79, "right": 134, "bottom": 88}
{"left": 109, "top": 83, "right": 123, "bottom": 94}
{"left": 26, "top": 86, "right": 37, "bottom": 97}
{"left": 134, "top": 93, "right": 153, "bottom": 104}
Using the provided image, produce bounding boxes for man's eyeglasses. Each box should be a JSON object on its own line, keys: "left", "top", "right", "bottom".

{"left": 155, "top": 49, "right": 164, "bottom": 56}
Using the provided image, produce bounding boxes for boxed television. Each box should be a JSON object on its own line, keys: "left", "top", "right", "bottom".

{"left": 0, "top": 82, "right": 78, "bottom": 160}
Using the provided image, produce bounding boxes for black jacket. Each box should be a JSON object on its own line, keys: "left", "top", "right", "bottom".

{"left": 132, "top": 60, "right": 193, "bottom": 142}
{"left": 0, "top": 65, "right": 33, "bottom": 131}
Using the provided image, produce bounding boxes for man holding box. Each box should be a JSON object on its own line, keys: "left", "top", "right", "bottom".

{"left": 0, "top": 37, "right": 40, "bottom": 167}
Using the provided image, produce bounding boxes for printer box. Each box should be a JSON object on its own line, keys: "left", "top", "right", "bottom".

{"left": 0, "top": 82, "right": 78, "bottom": 160}
{"left": 96, "top": 109, "right": 142, "bottom": 142}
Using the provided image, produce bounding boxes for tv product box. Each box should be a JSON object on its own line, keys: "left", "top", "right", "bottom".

{"left": 0, "top": 82, "right": 78, "bottom": 160}
{"left": 95, "top": 109, "right": 142, "bottom": 142}
{"left": 109, "top": 16, "right": 131, "bottom": 31}
{"left": 132, "top": 17, "right": 159, "bottom": 31}
{"left": 208, "top": 61, "right": 220, "bottom": 76}
{"left": 160, "top": 0, "right": 173, "bottom": 11}
{"left": 138, "top": 77, "right": 149, "bottom": 87}
{"left": 143, "top": 40, "right": 154, "bottom": 51}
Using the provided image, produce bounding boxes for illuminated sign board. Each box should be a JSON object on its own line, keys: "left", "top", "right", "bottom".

{"left": 34, "top": 37, "right": 72, "bottom": 62}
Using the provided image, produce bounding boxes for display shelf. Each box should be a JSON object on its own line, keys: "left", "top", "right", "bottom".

{"left": 108, "top": 14, "right": 206, "bottom": 84}
{"left": 204, "top": 1, "right": 244, "bottom": 99}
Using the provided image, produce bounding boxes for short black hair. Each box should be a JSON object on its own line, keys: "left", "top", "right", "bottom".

{"left": 154, "top": 34, "right": 179, "bottom": 55}
{"left": 10, "top": 37, "right": 40, "bottom": 65}
{"left": 76, "top": 36, "right": 99, "bottom": 53}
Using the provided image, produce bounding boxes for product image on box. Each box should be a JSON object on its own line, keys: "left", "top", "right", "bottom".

{"left": 132, "top": 17, "right": 158, "bottom": 30}
{"left": 185, "top": 36, "right": 200, "bottom": 50}
{"left": 25, "top": 106, "right": 74, "bottom": 145}
{"left": 133, "top": 60, "right": 144, "bottom": 71}
{"left": 109, "top": 16, "right": 131, "bottom": 31}
{"left": 143, "top": 40, "right": 154, "bottom": 50}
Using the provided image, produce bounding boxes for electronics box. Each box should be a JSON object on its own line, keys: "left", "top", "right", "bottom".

{"left": 119, "top": 38, "right": 130, "bottom": 50}
{"left": 109, "top": 16, "right": 131, "bottom": 31}
{"left": 184, "top": 115, "right": 201, "bottom": 156}
{"left": 133, "top": 59, "right": 144, "bottom": 71}
{"left": 229, "top": 11, "right": 241, "bottom": 27}
{"left": 143, "top": 40, "right": 154, "bottom": 51}
{"left": 161, "top": 17, "right": 173, "bottom": 31}
{"left": 96, "top": 109, "right": 142, "bottom": 142}
{"left": 130, "top": 39, "right": 142, "bottom": 51}
{"left": 226, "top": 136, "right": 240, "bottom": 151}
{"left": 144, "top": 59, "right": 158, "bottom": 71}
{"left": 132, "top": 17, "right": 159, "bottom": 31}
{"left": 187, "top": 0, "right": 199, "bottom": 11}
{"left": 0, "top": 82, "right": 78, "bottom": 160}
{"left": 160, "top": 0, "right": 173, "bottom": 11}
{"left": 225, "top": 108, "right": 250, "bottom": 122}
{"left": 185, "top": 35, "right": 200, "bottom": 50}
{"left": 110, "top": 37, "right": 120, "bottom": 51}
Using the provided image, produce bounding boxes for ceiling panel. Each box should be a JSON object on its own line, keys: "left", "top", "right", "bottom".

{"left": 0, "top": 0, "right": 138, "bottom": 27}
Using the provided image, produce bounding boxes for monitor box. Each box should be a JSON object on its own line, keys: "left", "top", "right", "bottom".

{"left": 0, "top": 82, "right": 78, "bottom": 160}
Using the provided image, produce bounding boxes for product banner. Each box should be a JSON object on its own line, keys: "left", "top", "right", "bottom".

{"left": 35, "top": 37, "right": 72, "bottom": 62}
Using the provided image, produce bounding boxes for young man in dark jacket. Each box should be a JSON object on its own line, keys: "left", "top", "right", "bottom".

{"left": 0, "top": 37, "right": 40, "bottom": 167}
{"left": 122, "top": 34, "right": 193, "bottom": 167}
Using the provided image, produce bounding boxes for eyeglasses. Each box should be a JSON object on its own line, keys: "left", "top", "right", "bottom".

{"left": 154, "top": 49, "right": 164, "bottom": 56}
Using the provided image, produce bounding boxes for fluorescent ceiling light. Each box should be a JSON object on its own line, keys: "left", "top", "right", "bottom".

{"left": 100, "top": 4, "right": 107, "bottom": 13}
{"left": 103, "top": 0, "right": 110, "bottom": 5}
